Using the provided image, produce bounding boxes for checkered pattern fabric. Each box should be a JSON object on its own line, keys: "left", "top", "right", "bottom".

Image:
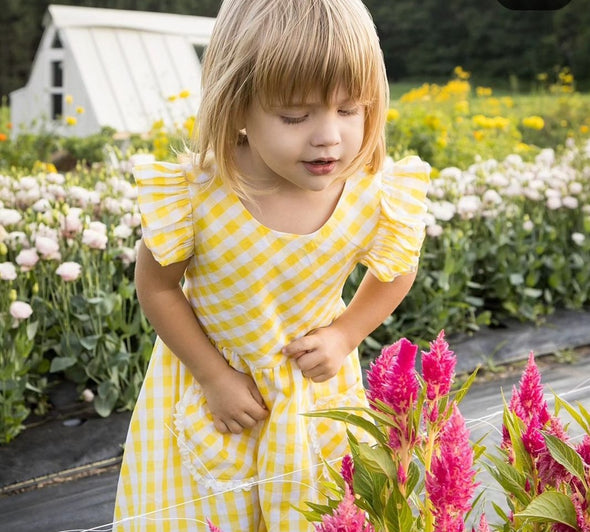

{"left": 113, "top": 156, "right": 430, "bottom": 531}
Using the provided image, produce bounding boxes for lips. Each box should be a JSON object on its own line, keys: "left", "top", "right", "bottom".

{"left": 302, "top": 158, "right": 337, "bottom": 175}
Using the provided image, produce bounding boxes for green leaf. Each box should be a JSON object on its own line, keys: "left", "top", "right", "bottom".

{"left": 305, "top": 409, "right": 387, "bottom": 445}
{"left": 357, "top": 442, "right": 396, "bottom": 478}
{"left": 543, "top": 432, "right": 587, "bottom": 487}
{"left": 484, "top": 454, "right": 530, "bottom": 506}
{"left": 80, "top": 334, "right": 100, "bottom": 351}
{"left": 515, "top": 491, "right": 578, "bottom": 529}
{"left": 554, "top": 396, "right": 590, "bottom": 433}
{"left": 50, "top": 356, "right": 77, "bottom": 373}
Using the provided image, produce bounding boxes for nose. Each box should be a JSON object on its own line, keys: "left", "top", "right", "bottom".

{"left": 310, "top": 115, "right": 341, "bottom": 147}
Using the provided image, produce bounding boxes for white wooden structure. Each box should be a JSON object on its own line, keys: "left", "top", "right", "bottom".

{"left": 10, "top": 5, "right": 215, "bottom": 137}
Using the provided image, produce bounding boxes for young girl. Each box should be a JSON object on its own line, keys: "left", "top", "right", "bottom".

{"left": 114, "top": 0, "right": 430, "bottom": 530}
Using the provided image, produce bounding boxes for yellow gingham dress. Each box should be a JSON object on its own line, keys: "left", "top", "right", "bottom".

{"left": 113, "top": 156, "right": 429, "bottom": 531}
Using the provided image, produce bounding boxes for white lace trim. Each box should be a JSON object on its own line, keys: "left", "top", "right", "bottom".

{"left": 173, "top": 385, "right": 256, "bottom": 492}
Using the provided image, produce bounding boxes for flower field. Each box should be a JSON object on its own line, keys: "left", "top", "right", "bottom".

{"left": 1, "top": 72, "right": 590, "bottom": 443}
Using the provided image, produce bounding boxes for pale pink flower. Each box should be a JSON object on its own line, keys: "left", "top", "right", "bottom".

{"left": 61, "top": 210, "right": 83, "bottom": 238}
{"left": 314, "top": 485, "right": 374, "bottom": 532}
{"left": 15, "top": 248, "right": 39, "bottom": 271}
{"left": 113, "top": 224, "right": 133, "bottom": 239}
{"left": 82, "top": 228, "right": 108, "bottom": 250}
{"left": 426, "top": 405, "right": 477, "bottom": 532}
{"left": 562, "top": 195, "right": 579, "bottom": 209}
{"left": 426, "top": 224, "right": 443, "bottom": 237}
{"left": 0, "top": 208, "right": 22, "bottom": 226}
{"left": 88, "top": 221, "right": 107, "bottom": 234}
{"left": 0, "top": 261, "right": 17, "bottom": 281}
{"left": 56, "top": 261, "right": 82, "bottom": 282}
{"left": 10, "top": 300, "right": 33, "bottom": 320}
{"left": 35, "top": 235, "right": 60, "bottom": 259}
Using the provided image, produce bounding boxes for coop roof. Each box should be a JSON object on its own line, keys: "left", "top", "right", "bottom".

{"left": 45, "top": 4, "right": 215, "bottom": 133}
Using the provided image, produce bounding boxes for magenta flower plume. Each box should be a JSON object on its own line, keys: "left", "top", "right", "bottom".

{"left": 341, "top": 454, "right": 355, "bottom": 493}
{"left": 366, "top": 338, "right": 419, "bottom": 416}
{"left": 422, "top": 329, "right": 456, "bottom": 401}
{"left": 207, "top": 519, "right": 224, "bottom": 532}
{"left": 426, "top": 404, "right": 478, "bottom": 532}
{"left": 473, "top": 514, "right": 491, "bottom": 532}
{"left": 513, "top": 352, "right": 550, "bottom": 426}
{"left": 314, "top": 485, "right": 374, "bottom": 532}
{"left": 576, "top": 435, "right": 590, "bottom": 465}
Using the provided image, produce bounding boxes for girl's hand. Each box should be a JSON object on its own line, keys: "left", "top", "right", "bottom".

{"left": 282, "top": 325, "right": 354, "bottom": 382}
{"left": 200, "top": 367, "right": 268, "bottom": 434}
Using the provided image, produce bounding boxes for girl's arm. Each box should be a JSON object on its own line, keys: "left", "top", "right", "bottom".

{"left": 283, "top": 270, "right": 417, "bottom": 381}
{"left": 135, "top": 240, "right": 268, "bottom": 433}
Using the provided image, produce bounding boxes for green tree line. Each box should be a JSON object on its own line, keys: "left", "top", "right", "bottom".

{"left": 1, "top": 0, "right": 589, "bottom": 100}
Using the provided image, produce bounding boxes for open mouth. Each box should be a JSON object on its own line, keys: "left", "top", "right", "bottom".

{"left": 303, "top": 159, "right": 337, "bottom": 175}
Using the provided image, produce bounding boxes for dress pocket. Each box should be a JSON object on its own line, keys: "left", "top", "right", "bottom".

{"left": 173, "top": 383, "right": 259, "bottom": 491}
{"left": 307, "top": 372, "right": 369, "bottom": 465}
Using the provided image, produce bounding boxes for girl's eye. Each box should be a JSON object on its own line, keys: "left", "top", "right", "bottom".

{"left": 339, "top": 107, "right": 360, "bottom": 117}
{"left": 280, "top": 115, "right": 307, "bottom": 125}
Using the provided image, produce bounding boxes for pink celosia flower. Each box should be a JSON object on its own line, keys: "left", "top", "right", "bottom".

{"left": 314, "top": 485, "right": 374, "bottom": 532}
{"left": 10, "top": 300, "right": 33, "bottom": 321}
{"left": 426, "top": 404, "right": 478, "bottom": 532}
{"left": 422, "top": 330, "right": 456, "bottom": 422}
{"left": 366, "top": 338, "right": 419, "bottom": 416}
{"left": 206, "top": 519, "right": 223, "bottom": 532}
{"left": 576, "top": 435, "right": 590, "bottom": 465}
{"left": 513, "top": 352, "right": 550, "bottom": 426}
{"left": 341, "top": 454, "right": 355, "bottom": 493}
{"left": 473, "top": 514, "right": 491, "bottom": 532}
{"left": 422, "top": 330, "right": 456, "bottom": 401}
{"left": 366, "top": 338, "right": 419, "bottom": 451}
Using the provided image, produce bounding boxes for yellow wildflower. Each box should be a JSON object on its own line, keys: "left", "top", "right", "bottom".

{"left": 76, "top": 106, "right": 85, "bottom": 114}
{"left": 454, "top": 100, "right": 469, "bottom": 114}
{"left": 580, "top": 125, "right": 589, "bottom": 134}
{"left": 65, "top": 94, "right": 73, "bottom": 104}
{"left": 65, "top": 116, "right": 77, "bottom": 126}
{"left": 515, "top": 142, "right": 532, "bottom": 152}
{"left": 179, "top": 89, "right": 191, "bottom": 99}
{"left": 473, "top": 130, "right": 484, "bottom": 141}
{"left": 522, "top": 116, "right": 545, "bottom": 130}
{"left": 476, "top": 86, "right": 492, "bottom": 97}
{"left": 386, "top": 108, "right": 400, "bottom": 122}
{"left": 167, "top": 95, "right": 177, "bottom": 102}
{"left": 453, "top": 66, "right": 470, "bottom": 80}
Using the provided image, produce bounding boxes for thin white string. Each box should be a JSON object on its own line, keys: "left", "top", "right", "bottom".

{"left": 55, "top": 377, "right": 590, "bottom": 532}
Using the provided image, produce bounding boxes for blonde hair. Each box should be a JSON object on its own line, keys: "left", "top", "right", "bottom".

{"left": 195, "top": 0, "right": 389, "bottom": 197}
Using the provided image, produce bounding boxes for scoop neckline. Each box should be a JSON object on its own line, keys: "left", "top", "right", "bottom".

{"left": 232, "top": 177, "right": 351, "bottom": 239}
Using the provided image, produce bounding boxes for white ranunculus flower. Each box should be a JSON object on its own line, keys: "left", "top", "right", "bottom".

{"left": 56, "top": 261, "right": 82, "bottom": 282}
{"left": 523, "top": 220, "right": 534, "bottom": 232}
{"left": 10, "top": 300, "right": 33, "bottom": 320}
{"left": 562, "top": 196, "right": 579, "bottom": 209}
{"left": 82, "top": 228, "right": 108, "bottom": 250}
{"left": 546, "top": 197, "right": 562, "bottom": 210}
{"left": 571, "top": 232, "right": 585, "bottom": 246}
{"left": 0, "top": 208, "right": 22, "bottom": 226}
{"left": 16, "top": 248, "right": 40, "bottom": 270}
{"left": 457, "top": 195, "right": 482, "bottom": 219}
{"left": 430, "top": 201, "right": 456, "bottom": 222}
{"left": 426, "top": 224, "right": 444, "bottom": 237}
{"left": 0, "top": 261, "right": 17, "bottom": 281}
{"left": 35, "top": 235, "right": 60, "bottom": 258}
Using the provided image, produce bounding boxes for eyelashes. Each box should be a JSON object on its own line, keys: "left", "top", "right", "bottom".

{"left": 279, "top": 107, "right": 360, "bottom": 125}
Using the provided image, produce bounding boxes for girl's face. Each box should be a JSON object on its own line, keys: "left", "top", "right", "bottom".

{"left": 240, "top": 88, "right": 365, "bottom": 193}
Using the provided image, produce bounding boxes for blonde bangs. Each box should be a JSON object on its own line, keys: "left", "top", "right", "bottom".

{"left": 196, "top": 0, "right": 388, "bottom": 193}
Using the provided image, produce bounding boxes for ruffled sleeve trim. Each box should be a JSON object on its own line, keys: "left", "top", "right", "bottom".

{"left": 133, "top": 161, "right": 195, "bottom": 266}
{"left": 361, "top": 155, "right": 430, "bottom": 282}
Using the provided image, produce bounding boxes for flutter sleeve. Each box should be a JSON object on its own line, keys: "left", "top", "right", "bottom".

{"left": 360, "top": 155, "right": 430, "bottom": 282}
{"left": 133, "top": 161, "right": 194, "bottom": 266}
